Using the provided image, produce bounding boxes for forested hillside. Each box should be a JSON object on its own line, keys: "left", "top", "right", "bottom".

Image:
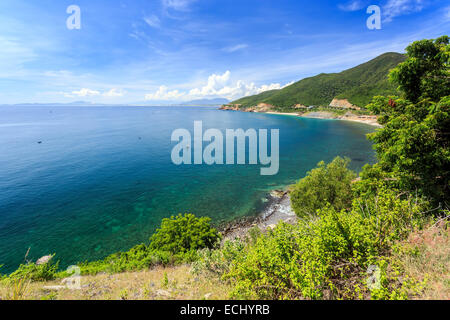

{"left": 231, "top": 52, "right": 406, "bottom": 108}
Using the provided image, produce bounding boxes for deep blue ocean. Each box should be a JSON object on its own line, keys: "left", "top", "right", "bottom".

{"left": 0, "top": 106, "right": 376, "bottom": 273}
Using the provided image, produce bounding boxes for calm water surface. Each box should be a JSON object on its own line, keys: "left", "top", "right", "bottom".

{"left": 0, "top": 106, "right": 376, "bottom": 272}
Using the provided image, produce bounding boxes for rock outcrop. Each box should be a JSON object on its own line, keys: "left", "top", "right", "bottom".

{"left": 36, "top": 255, "right": 53, "bottom": 265}
{"left": 219, "top": 104, "right": 242, "bottom": 111}
{"left": 329, "top": 98, "right": 361, "bottom": 110}
{"left": 247, "top": 103, "right": 275, "bottom": 112}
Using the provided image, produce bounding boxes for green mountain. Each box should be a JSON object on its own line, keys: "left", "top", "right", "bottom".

{"left": 231, "top": 52, "right": 406, "bottom": 109}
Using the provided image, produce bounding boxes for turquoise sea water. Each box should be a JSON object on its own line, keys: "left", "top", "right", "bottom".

{"left": 0, "top": 106, "right": 376, "bottom": 273}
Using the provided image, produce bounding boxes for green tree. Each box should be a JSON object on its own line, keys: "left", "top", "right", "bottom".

{"left": 290, "top": 157, "right": 357, "bottom": 217}
{"left": 149, "top": 214, "right": 221, "bottom": 254}
{"left": 389, "top": 36, "right": 449, "bottom": 103}
{"left": 367, "top": 36, "right": 450, "bottom": 204}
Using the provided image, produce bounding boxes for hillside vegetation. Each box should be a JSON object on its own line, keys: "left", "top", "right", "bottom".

{"left": 231, "top": 52, "right": 405, "bottom": 109}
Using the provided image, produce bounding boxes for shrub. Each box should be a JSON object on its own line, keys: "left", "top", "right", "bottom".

{"left": 75, "top": 245, "right": 170, "bottom": 275}
{"left": 191, "top": 239, "right": 245, "bottom": 277}
{"left": 74, "top": 214, "right": 220, "bottom": 276}
{"left": 7, "top": 256, "right": 59, "bottom": 282}
{"left": 225, "top": 187, "right": 427, "bottom": 300}
{"left": 352, "top": 163, "right": 397, "bottom": 201}
{"left": 149, "top": 214, "right": 222, "bottom": 254}
{"left": 76, "top": 245, "right": 202, "bottom": 276}
{"left": 290, "top": 157, "right": 357, "bottom": 217}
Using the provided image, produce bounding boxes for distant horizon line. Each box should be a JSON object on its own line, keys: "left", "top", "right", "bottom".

{"left": 0, "top": 103, "right": 227, "bottom": 107}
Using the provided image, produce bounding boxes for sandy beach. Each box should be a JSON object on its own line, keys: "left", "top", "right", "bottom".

{"left": 222, "top": 105, "right": 382, "bottom": 127}
{"left": 265, "top": 112, "right": 302, "bottom": 116}
{"left": 264, "top": 111, "right": 382, "bottom": 127}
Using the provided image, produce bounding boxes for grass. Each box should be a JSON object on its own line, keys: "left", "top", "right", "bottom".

{"left": 394, "top": 222, "right": 449, "bottom": 300}
{"left": 0, "top": 265, "right": 231, "bottom": 300}
{"left": 1, "top": 278, "right": 31, "bottom": 300}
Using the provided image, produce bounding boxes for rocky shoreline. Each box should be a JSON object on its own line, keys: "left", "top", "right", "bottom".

{"left": 220, "top": 189, "right": 298, "bottom": 241}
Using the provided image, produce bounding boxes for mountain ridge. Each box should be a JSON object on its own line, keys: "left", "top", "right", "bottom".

{"left": 230, "top": 52, "right": 406, "bottom": 109}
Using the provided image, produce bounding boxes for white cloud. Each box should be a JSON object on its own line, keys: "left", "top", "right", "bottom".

{"left": 187, "top": 71, "right": 293, "bottom": 99}
{"left": 71, "top": 88, "right": 100, "bottom": 97}
{"left": 162, "top": 0, "right": 197, "bottom": 11}
{"left": 62, "top": 88, "right": 125, "bottom": 99}
{"left": 383, "top": 0, "right": 426, "bottom": 22}
{"left": 188, "top": 71, "right": 232, "bottom": 97}
{"left": 144, "top": 71, "right": 293, "bottom": 101}
{"left": 338, "top": 0, "right": 428, "bottom": 21}
{"left": 44, "top": 70, "right": 73, "bottom": 78}
{"left": 144, "top": 15, "right": 161, "bottom": 28}
{"left": 145, "top": 85, "right": 185, "bottom": 100}
{"left": 223, "top": 44, "right": 249, "bottom": 53}
{"left": 338, "top": 1, "right": 367, "bottom": 12}
{"left": 103, "top": 88, "right": 125, "bottom": 97}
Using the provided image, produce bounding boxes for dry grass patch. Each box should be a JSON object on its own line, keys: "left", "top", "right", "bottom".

{"left": 0, "top": 265, "right": 231, "bottom": 300}
{"left": 395, "top": 223, "right": 449, "bottom": 300}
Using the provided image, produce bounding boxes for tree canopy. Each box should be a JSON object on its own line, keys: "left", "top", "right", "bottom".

{"left": 389, "top": 36, "right": 450, "bottom": 103}
{"left": 290, "top": 157, "right": 356, "bottom": 217}
{"left": 149, "top": 214, "right": 221, "bottom": 254}
{"left": 367, "top": 36, "right": 450, "bottom": 205}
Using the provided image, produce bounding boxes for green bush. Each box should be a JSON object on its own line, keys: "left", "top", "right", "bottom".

{"left": 149, "top": 214, "right": 222, "bottom": 254}
{"left": 73, "top": 214, "right": 221, "bottom": 276}
{"left": 7, "top": 257, "right": 59, "bottom": 282}
{"left": 352, "top": 164, "right": 394, "bottom": 200}
{"left": 225, "top": 187, "right": 427, "bottom": 300}
{"left": 74, "top": 245, "right": 174, "bottom": 276}
{"left": 290, "top": 157, "right": 357, "bottom": 217}
{"left": 191, "top": 239, "right": 245, "bottom": 277}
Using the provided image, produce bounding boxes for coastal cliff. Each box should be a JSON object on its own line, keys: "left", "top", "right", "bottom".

{"left": 219, "top": 104, "right": 241, "bottom": 111}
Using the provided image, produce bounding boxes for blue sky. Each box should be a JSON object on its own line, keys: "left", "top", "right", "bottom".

{"left": 0, "top": 0, "right": 449, "bottom": 104}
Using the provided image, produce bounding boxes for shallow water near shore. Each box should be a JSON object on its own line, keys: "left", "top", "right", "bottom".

{"left": 0, "top": 106, "right": 376, "bottom": 273}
